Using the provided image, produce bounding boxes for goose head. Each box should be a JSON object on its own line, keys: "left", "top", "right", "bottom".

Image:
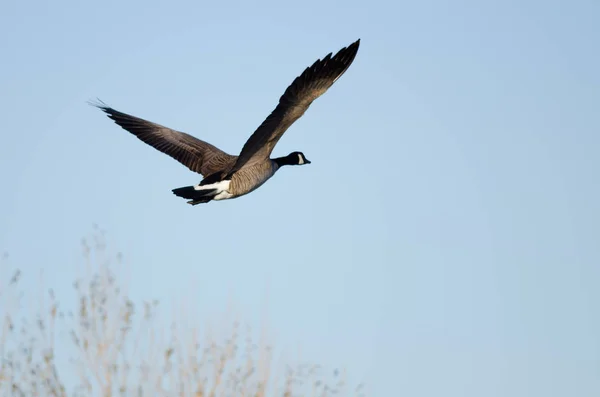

{"left": 275, "top": 151, "right": 311, "bottom": 167}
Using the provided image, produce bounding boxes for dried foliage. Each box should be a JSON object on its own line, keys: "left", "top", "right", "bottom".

{"left": 0, "top": 233, "right": 365, "bottom": 396}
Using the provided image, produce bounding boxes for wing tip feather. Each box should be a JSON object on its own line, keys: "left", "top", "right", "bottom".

{"left": 87, "top": 97, "right": 110, "bottom": 111}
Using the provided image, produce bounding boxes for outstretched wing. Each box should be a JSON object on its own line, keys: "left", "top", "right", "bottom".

{"left": 91, "top": 101, "right": 235, "bottom": 176}
{"left": 225, "top": 39, "right": 360, "bottom": 179}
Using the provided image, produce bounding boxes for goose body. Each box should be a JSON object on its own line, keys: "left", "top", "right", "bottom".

{"left": 92, "top": 39, "right": 360, "bottom": 205}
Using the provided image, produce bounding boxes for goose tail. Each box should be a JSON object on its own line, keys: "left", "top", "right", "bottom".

{"left": 172, "top": 185, "right": 217, "bottom": 205}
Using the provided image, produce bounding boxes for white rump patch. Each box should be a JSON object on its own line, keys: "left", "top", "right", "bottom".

{"left": 214, "top": 190, "right": 234, "bottom": 200}
{"left": 193, "top": 180, "right": 233, "bottom": 200}
{"left": 193, "top": 180, "right": 230, "bottom": 191}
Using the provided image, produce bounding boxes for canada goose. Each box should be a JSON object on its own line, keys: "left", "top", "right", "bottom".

{"left": 91, "top": 39, "right": 360, "bottom": 205}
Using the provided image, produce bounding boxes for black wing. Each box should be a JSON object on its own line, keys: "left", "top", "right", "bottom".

{"left": 91, "top": 100, "right": 235, "bottom": 176}
{"left": 225, "top": 39, "right": 360, "bottom": 179}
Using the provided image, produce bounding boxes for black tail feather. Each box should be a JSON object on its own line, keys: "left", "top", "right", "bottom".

{"left": 172, "top": 186, "right": 217, "bottom": 205}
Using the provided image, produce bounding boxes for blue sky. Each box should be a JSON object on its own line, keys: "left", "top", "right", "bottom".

{"left": 1, "top": 0, "right": 599, "bottom": 395}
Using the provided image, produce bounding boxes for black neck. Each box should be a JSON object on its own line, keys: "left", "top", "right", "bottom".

{"left": 273, "top": 155, "right": 296, "bottom": 167}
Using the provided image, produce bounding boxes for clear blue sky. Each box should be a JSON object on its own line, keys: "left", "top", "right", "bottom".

{"left": 1, "top": 0, "right": 599, "bottom": 395}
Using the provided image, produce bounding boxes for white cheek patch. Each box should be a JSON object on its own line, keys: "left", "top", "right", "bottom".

{"left": 297, "top": 154, "right": 305, "bottom": 165}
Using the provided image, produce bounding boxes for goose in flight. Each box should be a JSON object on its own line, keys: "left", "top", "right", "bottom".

{"left": 91, "top": 39, "right": 360, "bottom": 205}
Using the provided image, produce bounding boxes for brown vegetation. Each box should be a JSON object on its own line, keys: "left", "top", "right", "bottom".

{"left": 0, "top": 233, "right": 365, "bottom": 396}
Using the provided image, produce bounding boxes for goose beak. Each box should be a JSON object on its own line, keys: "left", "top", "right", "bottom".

{"left": 305, "top": 159, "right": 311, "bottom": 164}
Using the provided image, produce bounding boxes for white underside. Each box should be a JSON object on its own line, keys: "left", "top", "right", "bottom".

{"left": 193, "top": 180, "right": 233, "bottom": 200}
